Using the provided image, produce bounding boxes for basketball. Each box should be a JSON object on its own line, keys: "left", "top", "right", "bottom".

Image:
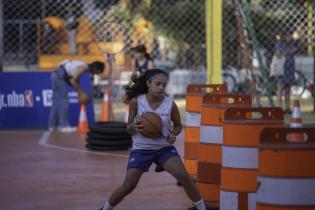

{"left": 139, "top": 112, "right": 163, "bottom": 138}
{"left": 78, "top": 91, "right": 91, "bottom": 105}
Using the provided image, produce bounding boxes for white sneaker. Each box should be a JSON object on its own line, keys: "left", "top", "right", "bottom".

{"left": 48, "top": 127, "right": 57, "bottom": 132}
{"left": 59, "top": 126, "right": 77, "bottom": 133}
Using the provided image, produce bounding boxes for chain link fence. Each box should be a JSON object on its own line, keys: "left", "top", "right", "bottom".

{"left": 1, "top": 0, "right": 206, "bottom": 72}
{"left": 224, "top": 0, "right": 314, "bottom": 67}
{"left": 1, "top": 0, "right": 314, "bottom": 84}
{"left": 223, "top": 0, "right": 314, "bottom": 100}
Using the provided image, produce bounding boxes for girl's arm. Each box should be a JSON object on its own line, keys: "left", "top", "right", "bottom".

{"left": 126, "top": 98, "right": 143, "bottom": 135}
{"left": 170, "top": 101, "right": 182, "bottom": 136}
{"left": 148, "top": 60, "right": 154, "bottom": 70}
{"left": 70, "top": 67, "right": 86, "bottom": 92}
{"left": 131, "top": 59, "right": 140, "bottom": 80}
{"left": 167, "top": 101, "right": 182, "bottom": 144}
{"left": 131, "top": 59, "right": 136, "bottom": 72}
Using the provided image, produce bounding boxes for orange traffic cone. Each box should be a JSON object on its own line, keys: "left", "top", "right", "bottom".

{"left": 77, "top": 105, "right": 89, "bottom": 133}
{"left": 100, "top": 89, "right": 111, "bottom": 121}
{"left": 290, "top": 100, "right": 303, "bottom": 128}
{"left": 288, "top": 100, "right": 305, "bottom": 142}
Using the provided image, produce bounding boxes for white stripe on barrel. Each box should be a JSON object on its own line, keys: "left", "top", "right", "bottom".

{"left": 220, "top": 190, "right": 257, "bottom": 210}
{"left": 222, "top": 146, "right": 258, "bottom": 169}
{"left": 257, "top": 176, "right": 315, "bottom": 205}
{"left": 186, "top": 112, "right": 201, "bottom": 127}
{"left": 200, "top": 125, "right": 223, "bottom": 144}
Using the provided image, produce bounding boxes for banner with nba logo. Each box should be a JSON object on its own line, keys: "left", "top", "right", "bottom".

{"left": 0, "top": 72, "right": 95, "bottom": 129}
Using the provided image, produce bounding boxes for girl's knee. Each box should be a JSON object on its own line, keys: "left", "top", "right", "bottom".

{"left": 175, "top": 172, "right": 192, "bottom": 185}
{"left": 121, "top": 181, "right": 138, "bottom": 195}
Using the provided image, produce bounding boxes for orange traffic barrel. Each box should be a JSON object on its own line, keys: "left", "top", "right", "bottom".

{"left": 196, "top": 93, "right": 252, "bottom": 204}
{"left": 220, "top": 107, "right": 284, "bottom": 210}
{"left": 185, "top": 84, "right": 228, "bottom": 142}
{"left": 257, "top": 127, "right": 315, "bottom": 210}
{"left": 184, "top": 84, "right": 227, "bottom": 178}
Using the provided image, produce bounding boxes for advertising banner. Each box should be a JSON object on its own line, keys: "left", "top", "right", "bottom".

{"left": 0, "top": 72, "right": 95, "bottom": 129}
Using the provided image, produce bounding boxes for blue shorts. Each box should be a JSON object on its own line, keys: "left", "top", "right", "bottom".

{"left": 127, "top": 145, "right": 179, "bottom": 172}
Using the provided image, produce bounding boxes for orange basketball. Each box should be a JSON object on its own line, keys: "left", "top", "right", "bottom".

{"left": 78, "top": 91, "right": 91, "bottom": 105}
{"left": 139, "top": 112, "right": 163, "bottom": 138}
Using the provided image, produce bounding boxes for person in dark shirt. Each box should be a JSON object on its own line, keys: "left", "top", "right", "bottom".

{"left": 131, "top": 45, "right": 154, "bottom": 81}
{"left": 274, "top": 32, "right": 298, "bottom": 114}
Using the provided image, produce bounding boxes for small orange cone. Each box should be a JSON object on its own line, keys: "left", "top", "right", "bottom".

{"left": 77, "top": 105, "right": 89, "bottom": 133}
{"left": 288, "top": 100, "right": 305, "bottom": 142}
{"left": 100, "top": 89, "right": 112, "bottom": 121}
{"left": 290, "top": 100, "right": 303, "bottom": 128}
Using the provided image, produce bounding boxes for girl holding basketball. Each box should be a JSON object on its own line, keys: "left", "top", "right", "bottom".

{"left": 99, "top": 69, "right": 208, "bottom": 210}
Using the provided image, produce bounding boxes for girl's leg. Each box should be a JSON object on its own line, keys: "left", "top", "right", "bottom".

{"left": 55, "top": 77, "right": 69, "bottom": 127}
{"left": 163, "top": 156, "right": 207, "bottom": 210}
{"left": 48, "top": 94, "right": 59, "bottom": 128}
{"left": 107, "top": 168, "right": 144, "bottom": 207}
{"left": 277, "top": 82, "right": 284, "bottom": 109}
{"left": 284, "top": 84, "right": 291, "bottom": 111}
{"left": 58, "top": 97, "right": 70, "bottom": 127}
{"left": 163, "top": 156, "right": 201, "bottom": 202}
{"left": 248, "top": 80, "right": 261, "bottom": 107}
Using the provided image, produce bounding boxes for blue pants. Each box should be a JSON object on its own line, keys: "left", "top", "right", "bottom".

{"left": 48, "top": 67, "right": 70, "bottom": 128}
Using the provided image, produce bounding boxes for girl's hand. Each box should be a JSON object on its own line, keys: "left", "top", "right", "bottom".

{"left": 167, "top": 134, "right": 176, "bottom": 144}
{"left": 133, "top": 118, "right": 144, "bottom": 134}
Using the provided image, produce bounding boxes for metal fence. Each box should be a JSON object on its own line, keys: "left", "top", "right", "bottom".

{"left": 1, "top": 0, "right": 314, "bottom": 76}
{"left": 223, "top": 0, "right": 314, "bottom": 73}
{"left": 222, "top": 0, "right": 314, "bottom": 102}
{"left": 1, "top": 0, "right": 206, "bottom": 72}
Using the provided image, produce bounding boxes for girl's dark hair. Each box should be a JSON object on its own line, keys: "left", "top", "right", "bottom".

{"left": 125, "top": 69, "right": 168, "bottom": 101}
{"left": 134, "top": 45, "right": 146, "bottom": 53}
{"left": 133, "top": 45, "right": 152, "bottom": 60}
{"left": 88, "top": 61, "right": 105, "bottom": 73}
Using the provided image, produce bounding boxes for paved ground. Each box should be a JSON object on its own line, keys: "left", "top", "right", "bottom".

{"left": 1, "top": 95, "right": 315, "bottom": 210}
{"left": 0, "top": 130, "right": 193, "bottom": 210}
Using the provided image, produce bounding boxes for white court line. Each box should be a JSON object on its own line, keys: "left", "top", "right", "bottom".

{"left": 38, "top": 131, "right": 129, "bottom": 158}
{"left": 0, "top": 130, "right": 44, "bottom": 134}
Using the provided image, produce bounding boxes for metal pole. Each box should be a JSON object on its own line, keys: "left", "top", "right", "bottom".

{"left": 242, "top": 0, "right": 274, "bottom": 106}
{"left": 313, "top": 0, "right": 315, "bottom": 112}
{"left": 107, "top": 54, "right": 115, "bottom": 121}
{"left": 41, "top": 0, "right": 46, "bottom": 18}
{"left": 205, "top": 0, "right": 222, "bottom": 84}
{"left": 313, "top": 48, "right": 315, "bottom": 112}
{"left": 306, "top": 0, "right": 314, "bottom": 55}
{"left": 0, "top": 0, "right": 4, "bottom": 72}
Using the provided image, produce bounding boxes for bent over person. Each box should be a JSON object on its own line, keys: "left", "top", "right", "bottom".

{"left": 48, "top": 60, "right": 104, "bottom": 132}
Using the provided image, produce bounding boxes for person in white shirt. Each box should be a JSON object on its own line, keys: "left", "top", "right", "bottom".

{"left": 99, "top": 69, "right": 208, "bottom": 210}
{"left": 48, "top": 60, "right": 104, "bottom": 132}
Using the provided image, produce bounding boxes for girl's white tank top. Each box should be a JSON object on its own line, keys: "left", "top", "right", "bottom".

{"left": 132, "top": 94, "right": 173, "bottom": 150}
